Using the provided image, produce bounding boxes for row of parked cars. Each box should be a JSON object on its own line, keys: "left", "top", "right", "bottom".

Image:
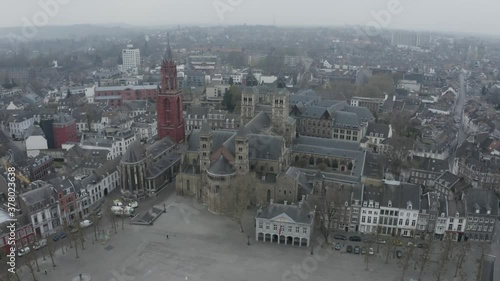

{"left": 17, "top": 239, "right": 47, "bottom": 257}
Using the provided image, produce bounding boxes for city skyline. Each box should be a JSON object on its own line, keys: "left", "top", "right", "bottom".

{"left": 1, "top": 0, "right": 500, "bottom": 37}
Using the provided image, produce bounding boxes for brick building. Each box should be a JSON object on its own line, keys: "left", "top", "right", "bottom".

{"left": 53, "top": 113, "right": 78, "bottom": 149}
{"left": 94, "top": 85, "right": 158, "bottom": 106}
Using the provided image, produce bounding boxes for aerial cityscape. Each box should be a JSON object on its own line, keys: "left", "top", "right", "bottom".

{"left": 1, "top": 1, "right": 500, "bottom": 281}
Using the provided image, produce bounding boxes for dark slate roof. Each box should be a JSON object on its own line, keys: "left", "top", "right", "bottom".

{"left": 363, "top": 152, "right": 386, "bottom": 179}
{"left": 248, "top": 135, "right": 283, "bottom": 160}
{"left": 48, "top": 177, "right": 74, "bottom": 192}
{"left": 255, "top": 104, "right": 272, "bottom": 114}
{"left": 122, "top": 141, "right": 146, "bottom": 163}
{"left": 344, "top": 105, "right": 374, "bottom": 122}
{"left": 285, "top": 167, "right": 313, "bottom": 193}
{"left": 435, "top": 171, "right": 460, "bottom": 188}
{"left": 199, "top": 121, "right": 212, "bottom": 135}
{"left": 289, "top": 94, "right": 317, "bottom": 106}
{"left": 256, "top": 202, "right": 314, "bottom": 225}
{"left": 53, "top": 112, "right": 75, "bottom": 124}
{"left": 334, "top": 111, "right": 361, "bottom": 127}
{"left": 366, "top": 123, "right": 390, "bottom": 137}
{"left": 410, "top": 156, "right": 449, "bottom": 173}
{"left": 147, "top": 147, "right": 184, "bottom": 178}
{"left": 301, "top": 106, "right": 330, "bottom": 119}
{"left": 146, "top": 137, "right": 175, "bottom": 155}
{"left": 235, "top": 125, "right": 249, "bottom": 139}
{"left": 381, "top": 182, "right": 421, "bottom": 209}
{"left": 465, "top": 189, "right": 499, "bottom": 216}
{"left": 242, "top": 86, "right": 259, "bottom": 96}
{"left": 296, "top": 89, "right": 318, "bottom": 97}
{"left": 447, "top": 199, "right": 466, "bottom": 217}
{"left": 362, "top": 184, "right": 383, "bottom": 202}
{"left": 20, "top": 185, "right": 55, "bottom": 206}
{"left": 187, "top": 106, "right": 209, "bottom": 117}
{"left": 294, "top": 135, "right": 361, "bottom": 151}
{"left": 208, "top": 156, "right": 235, "bottom": 176}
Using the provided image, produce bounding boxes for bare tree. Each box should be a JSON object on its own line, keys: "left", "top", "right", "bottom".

{"left": 453, "top": 240, "right": 471, "bottom": 277}
{"left": 107, "top": 208, "right": 118, "bottom": 234}
{"left": 385, "top": 235, "right": 395, "bottom": 264}
{"left": 309, "top": 186, "right": 350, "bottom": 245}
{"left": 417, "top": 235, "right": 435, "bottom": 281}
{"left": 475, "top": 242, "right": 488, "bottom": 281}
{"left": 222, "top": 174, "right": 255, "bottom": 232}
{"left": 384, "top": 137, "right": 414, "bottom": 181}
{"left": 399, "top": 240, "right": 416, "bottom": 281}
{"left": 46, "top": 237, "right": 56, "bottom": 267}
{"left": 433, "top": 235, "right": 453, "bottom": 281}
{"left": 78, "top": 223, "right": 85, "bottom": 251}
{"left": 364, "top": 238, "right": 375, "bottom": 271}
{"left": 23, "top": 241, "right": 38, "bottom": 281}
{"left": 91, "top": 212, "right": 100, "bottom": 243}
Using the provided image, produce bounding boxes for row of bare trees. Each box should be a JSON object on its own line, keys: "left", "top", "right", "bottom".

{"left": 1, "top": 211, "right": 112, "bottom": 281}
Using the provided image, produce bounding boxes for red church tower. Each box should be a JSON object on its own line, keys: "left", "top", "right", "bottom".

{"left": 156, "top": 40, "right": 185, "bottom": 143}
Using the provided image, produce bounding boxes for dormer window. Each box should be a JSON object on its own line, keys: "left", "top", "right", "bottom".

{"left": 476, "top": 209, "right": 480, "bottom": 214}
{"left": 388, "top": 200, "right": 392, "bottom": 208}
{"left": 344, "top": 201, "right": 348, "bottom": 207}
{"left": 363, "top": 201, "right": 367, "bottom": 207}
{"left": 455, "top": 212, "right": 459, "bottom": 217}
{"left": 487, "top": 210, "right": 491, "bottom": 215}
{"left": 375, "top": 202, "right": 379, "bottom": 208}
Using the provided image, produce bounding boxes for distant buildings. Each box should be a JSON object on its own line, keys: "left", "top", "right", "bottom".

{"left": 94, "top": 85, "right": 158, "bottom": 106}
{"left": 391, "top": 31, "right": 430, "bottom": 47}
{"left": 122, "top": 45, "right": 141, "bottom": 74}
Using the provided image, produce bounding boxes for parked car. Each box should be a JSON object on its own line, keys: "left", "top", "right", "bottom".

{"left": 17, "top": 247, "right": 30, "bottom": 257}
{"left": 334, "top": 234, "right": 347, "bottom": 240}
{"left": 407, "top": 241, "right": 414, "bottom": 247}
{"left": 334, "top": 243, "right": 341, "bottom": 251}
{"left": 80, "top": 220, "right": 93, "bottom": 228}
{"left": 361, "top": 247, "right": 367, "bottom": 255}
{"left": 96, "top": 212, "right": 102, "bottom": 219}
{"left": 53, "top": 231, "right": 66, "bottom": 241}
{"left": 417, "top": 243, "right": 428, "bottom": 249}
{"left": 33, "top": 239, "right": 47, "bottom": 250}
{"left": 349, "top": 236, "right": 362, "bottom": 242}
{"left": 396, "top": 250, "right": 403, "bottom": 259}
{"left": 377, "top": 239, "right": 386, "bottom": 244}
{"left": 128, "top": 201, "right": 139, "bottom": 208}
{"left": 354, "top": 246, "right": 360, "bottom": 254}
{"left": 346, "top": 245, "right": 353, "bottom": 253}
{"left": 368, "top": 248, "right": 374, "bottom": 255}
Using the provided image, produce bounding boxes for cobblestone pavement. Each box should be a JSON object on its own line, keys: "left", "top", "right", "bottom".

{"left": 11, "top": 192, "right": 499, "bottom": 281}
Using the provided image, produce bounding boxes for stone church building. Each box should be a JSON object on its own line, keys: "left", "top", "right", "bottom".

{"left": 176, "top": 83, "right": 301, "bottom": 213}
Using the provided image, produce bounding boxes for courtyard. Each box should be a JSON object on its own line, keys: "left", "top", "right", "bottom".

{"left": 11, "top": 191, "right": 499, "bottom": 281}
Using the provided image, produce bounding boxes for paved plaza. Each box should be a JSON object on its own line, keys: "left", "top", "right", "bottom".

{"left": 11, "top": 191, "right": 500, "bottom": 281}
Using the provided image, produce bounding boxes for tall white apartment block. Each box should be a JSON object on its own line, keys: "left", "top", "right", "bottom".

{"left": 122, "top": 45, "right": 140, "bottom": 74}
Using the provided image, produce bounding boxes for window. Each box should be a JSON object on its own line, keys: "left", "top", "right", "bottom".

{"left": 273, "top": 224, "right": 277, "bottom": 231}
{"left": 296, "top": 227, "right": 300, "bottom": 233}
{"left": 303, "top": 228, "right": 307, "bottom": 234}
{"left": 361, "top": 216, "right": 366, "bottom": 223}
{"left": 288, "top": 226, "right": 292, "bottom": 232}
{"left": 266, "top": 224, "right": 270, "bottom": 230}
{"left": 259, "top": 222, "right": 263, "bottom": 228}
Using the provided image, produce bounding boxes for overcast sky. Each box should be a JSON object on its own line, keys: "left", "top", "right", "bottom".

{"left": 1, "top": 0, "right": 498, "bottom": 35}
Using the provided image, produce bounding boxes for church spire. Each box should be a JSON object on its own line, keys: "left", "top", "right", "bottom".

{"left": 164, "top": 33, "right": 173, "bottom": 62}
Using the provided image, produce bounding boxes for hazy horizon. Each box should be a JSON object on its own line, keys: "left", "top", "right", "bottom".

{"left": 1, "top": 0, "right": 499, "bottom": 36}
